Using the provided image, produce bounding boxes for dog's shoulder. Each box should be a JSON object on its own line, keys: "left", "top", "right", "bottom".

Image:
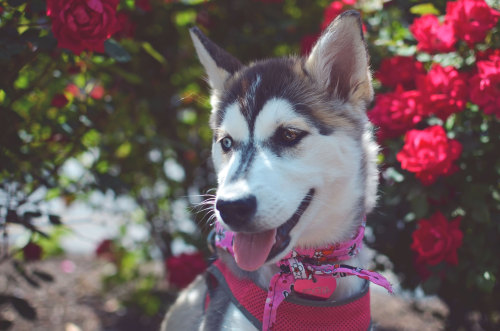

{"left": 161, "top": 274, "right": 206, "bottom": 330}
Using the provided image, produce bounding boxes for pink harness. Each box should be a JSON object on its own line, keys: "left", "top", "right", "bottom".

{"left": 213, "top": 221, "right": 393, "bottom": 331}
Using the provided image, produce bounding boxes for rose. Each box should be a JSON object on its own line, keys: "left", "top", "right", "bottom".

{"left": 23, "top": 242, "right": 43, "bottom": 261}
{"left": 300, "top": 34, "right": 319, "bottom": 55}
{"left": 46, "top": 0, "right": 121, "bottom": 55}
{"left": 416, "top": 64, "right": 468, "bottom": 120}
{"left": 166, "top": 252, "right": 207, "bottom": 289}
{"left": 397, "top": 126, "right": 462, "bottom": 185}
{"left": 51, "top": 93, "right": 69, "bottom": 108}
{"left": 411, "top": 211, "right": 463, "bottom": 268}
{"left": 368, "top": 86, "right": 424, "bottom": 141}
{"left": 445, "top": 0, "right": 500, "bottom": 47}
{"left": 95, "top": 239, "right": 117, "bottom": 262}
{"left": 470, "top": 54, "right": 500, "bottom": 118}
{"left": 321, "top": 1, "right": 345, "bottom": 30}
{"left": 375, "top": 56, "right": 425, "bottom": 89}
{"left": 409, "top": 14, "right": 456, "bottom": 54}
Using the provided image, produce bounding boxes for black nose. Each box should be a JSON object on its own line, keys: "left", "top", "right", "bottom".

{"left": 216, "top": 196, "right": 257, "bottom": 228}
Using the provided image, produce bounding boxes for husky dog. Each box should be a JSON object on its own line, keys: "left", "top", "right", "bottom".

{"left": 163, "top": 10, "right": 380, "bottom": 330}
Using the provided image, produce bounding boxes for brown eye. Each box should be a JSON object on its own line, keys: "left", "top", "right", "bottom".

{"left": 276, "top": 127, "right": 308, "bottom": 147}
{"left": 282, "top": 128, "right": 299, "bottom": 142}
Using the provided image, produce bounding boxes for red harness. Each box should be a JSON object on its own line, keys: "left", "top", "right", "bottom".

{"left": 206, "top": 259, "right": 372, "bottom": 330}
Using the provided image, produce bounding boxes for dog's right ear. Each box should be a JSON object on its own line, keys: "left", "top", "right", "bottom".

{"left": 189, "top": 27, "right": 242, "bottom": 91}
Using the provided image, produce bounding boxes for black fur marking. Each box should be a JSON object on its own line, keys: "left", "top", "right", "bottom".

{"left": 229, "top": 142, "right": 257, "bottom": 182}
{"left": 190, "top": 27, "right": 242, "bottom": 75}
{"left": 216, "top": 59, "right": 334, "bottom": 136}
{"left": 264, "top": 127, "right": 309, "bottom": 157}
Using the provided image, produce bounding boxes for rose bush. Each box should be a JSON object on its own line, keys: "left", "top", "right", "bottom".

{"left": 366, "top": 0, "right": 500, "bottom": 327}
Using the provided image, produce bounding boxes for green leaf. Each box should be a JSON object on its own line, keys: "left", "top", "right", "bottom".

{"left": 142, "top": 42, "right": 166, "bottom": 64}
{"left": 175, "top": 10, "right": 197, "bottom": 26}
{"left": 104, "top": 39, "right": 131, "bottom": 63}
{"left": 422, "top": 275, "right": 442, "bottom": 294}
{"left": 410, "top": 3, "right": 440, "bottom": 16}
{"left": 410, "top": 194, "right": 429, "bottom": 219}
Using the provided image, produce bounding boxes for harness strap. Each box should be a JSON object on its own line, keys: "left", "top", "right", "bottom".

{"left": 207, "top": 259, "right": 372, "bottom": 331}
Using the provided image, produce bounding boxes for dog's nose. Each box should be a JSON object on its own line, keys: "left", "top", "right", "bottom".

{"left": 216, "top": 195, "right": 257, "bottom": 227}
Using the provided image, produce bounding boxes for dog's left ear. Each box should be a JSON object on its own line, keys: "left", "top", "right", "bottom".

{"left": 305, "top": 10, "right": 373, "bottom": 107}
{"left": 189, "top": 27, "right": 242, "bottom": 91}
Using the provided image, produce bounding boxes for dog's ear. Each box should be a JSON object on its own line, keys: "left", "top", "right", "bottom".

{"left": 305, "top": 10, "right": 373, "bottom": 106}
{"left": 189, "top": 27, "right": 242, "bottom": 91}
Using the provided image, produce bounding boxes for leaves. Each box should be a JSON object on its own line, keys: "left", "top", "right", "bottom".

{"left": 104, "top": 39, "right": 131, "bottom": 63}
{"left": 410, "top": 3, "right": 440, "bottom": 16}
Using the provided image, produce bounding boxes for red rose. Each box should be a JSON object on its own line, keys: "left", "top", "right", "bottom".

{"left": 90, "top": 85, "right": 105, "bottom": 99}
{"left": 397, "top": 126, "right": 462, "bottom": 185}
{"left": 95, "top": 239, "right": 116, "bottom": 261}
{"left": 416, "top": 64, "right": 468, "bottom": 120}
{"left": 409, "top": 14, "right": 456, "bottom": 54}
{"left": 445, "top": 0, "right": 500, "bottom": 47}
{"left": 46, "top": 0, "right": 121, "bottom": 55}
{"left": 321, "top": 1, "right": 345, "bottom": 30}
{"left": 23, "top": 242, "right": 43, "bottom": 261}
{"left": 470, "top": 55, "right": 500, "bottom": 118}
{"left": 300, "top": 34, "right": 319, "bottom": 55}
{"left": 476, "top": 48, "right": 500, "bottom": 62}
{"left": 376, "top": 56, "right": 425, "bottom": 89}
{"left": 368, "top": 86, "right": 424, "bottom": 141}
{"left": 51, "top": 93, "right": 69, "bottom": 108}
{"left": 411, "top": 211, "right": 463, "bottom": 268}
{"left": 114, "top": 11, "right": 136, "bottom": 40}
{"left": 65, "top": 83, "right": 81, "bottom": 98}
{"left": 166, "top": 252, "right": 207, "bottom": 289}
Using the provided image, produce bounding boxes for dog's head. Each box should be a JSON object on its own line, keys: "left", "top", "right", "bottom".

{"left": 190, "top": 11, "right": 378, "bottom": 271}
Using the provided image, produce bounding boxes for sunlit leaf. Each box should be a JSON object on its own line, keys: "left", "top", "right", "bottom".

{"left": 410, "top": 3, "right": 440, "bottom": 16}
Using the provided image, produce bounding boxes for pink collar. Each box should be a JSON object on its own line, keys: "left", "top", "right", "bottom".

{"left": 214, "top": 221, "right": 393, "bottom": 331}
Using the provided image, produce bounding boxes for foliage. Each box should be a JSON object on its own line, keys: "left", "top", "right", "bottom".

{"left": 0, "top": 0, "right": 499, "bottom": 329}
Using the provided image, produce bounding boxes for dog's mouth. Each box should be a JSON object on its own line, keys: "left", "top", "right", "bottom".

{"left": 232, "top": 189, "right": 315, "bottom": 271}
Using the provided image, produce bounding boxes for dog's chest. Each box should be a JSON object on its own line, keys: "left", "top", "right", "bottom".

{"left": 221, "top": 303, "right": 258, "bottom": 331}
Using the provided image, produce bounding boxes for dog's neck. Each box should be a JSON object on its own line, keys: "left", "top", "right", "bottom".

{"left": 215, "top": 220, "right": 371, "bottom": 301}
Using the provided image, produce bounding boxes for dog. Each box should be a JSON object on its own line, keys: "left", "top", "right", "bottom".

{"left": 162, "top": 10, "right": 391, "bottom": 331}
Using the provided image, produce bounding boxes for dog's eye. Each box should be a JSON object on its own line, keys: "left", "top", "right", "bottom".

{"left": 279, "top": 128, "right": 306, "bottom": 145}
{"left": 220, "top": 136, "right": 233, "bottom": 152}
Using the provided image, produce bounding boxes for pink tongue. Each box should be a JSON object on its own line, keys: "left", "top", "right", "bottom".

{"left": 233, "top": 229, "right": 277, "bottom": 271}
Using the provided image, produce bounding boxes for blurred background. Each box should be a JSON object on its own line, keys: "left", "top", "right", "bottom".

{"left": 1, "top": 0, "right": 499, "bottom": 330}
